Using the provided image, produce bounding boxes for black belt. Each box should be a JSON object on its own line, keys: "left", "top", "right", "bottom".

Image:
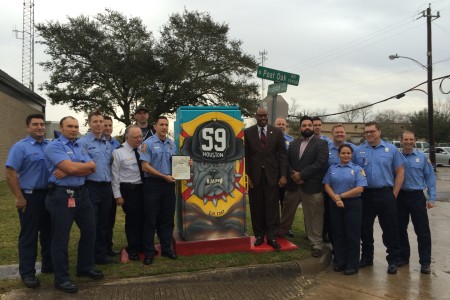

{"left": 365, "top": 186, "right": 393, "bottom": 192}
{"left": 86, "top": 180, "right": 111, "bottom": 185}
{"left": 21, "top": 189, "right": 48, "bottom": 193}
{"left": 55, "top": 185, "right": 84, "bottom": 191}
{"left": 120, "top": 182, "right": 143, "bottom": 190}
{"left": 400, "top": 189, "right": 422, "bottom": 193}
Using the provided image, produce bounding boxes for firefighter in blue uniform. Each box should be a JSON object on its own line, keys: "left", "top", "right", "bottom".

{"left": 45, "top": 116, "right": 103, "bottom": 293}
{"left": 323, "top": 144, "right": 367, "bottom": 275}
{"left": 397, "top": 131, "right": 435, "bottom": 274}
{"left": 5, "top": 114, "right": 52, "bottom": 288}
{"left": 355, "top": 121, "right": 405, "bottom": 275}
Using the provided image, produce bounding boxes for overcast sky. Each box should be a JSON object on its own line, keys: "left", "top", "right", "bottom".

{"left": 1, "top": 0, "right": 450, "bottom": 133}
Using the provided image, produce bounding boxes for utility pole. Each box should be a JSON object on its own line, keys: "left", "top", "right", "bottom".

{"left": 259, "top": 50, "right": 268, "bottom": 99}
{"left": 422, "top": 4, "right": 440, "bottom": 170}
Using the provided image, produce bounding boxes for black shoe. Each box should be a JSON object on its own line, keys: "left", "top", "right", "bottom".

{"left": 420, "top": 264, "right": 431, "bottom": 274}
{"left": 334, "top": 265, "right": 345, "bottom": 272}
{"left": 387, "top": 264, "right": 398, "bottom": 274}
{"left": 396, "top": 259, "right": 409, "bottom": 267}
{"left": 359, "top": 258, "right": 373, "bottom": 268}
{"left": 107, "top": 249, "right": 121, "bottom": 257}
{"left": 96, "top": 257, "right": 116, "bottom": 265}
{"left": 323, "top": 235, "right": 330, "bottom": 243}
{"left": 311, "top": 249, "right": 322, "bottom": 257}
{"left": 77, "top": 269, "right": 105, "bottom": 280}
{"left": 143, "top": 254, "right": 154, "bottom": 265}
{"left": 22, "top": 276, "right": 40, "bottom": 288}
{"left": 55, "top": 281, "right": 78, "bottom": 293}
{"left": 286, "top": 230, "right": 294, "bottom": 238}
{"left": 128, "top": 252, "right": 139, "bottom": 261}
{"left": 254, "top": 236, "right": 264, "bottom": 246}
{"left": 343, "top": 269, "right": 358, "bottom": 275}
{"left": 267, "top": 239, "right": 281, "bottom": 250}
{"left": 161, "top": 250, "right": 177, "bottom": 260}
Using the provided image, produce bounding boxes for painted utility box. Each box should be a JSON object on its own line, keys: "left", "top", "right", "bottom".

{"left": 174, "top": 106, "right": 247, "bottom": 241}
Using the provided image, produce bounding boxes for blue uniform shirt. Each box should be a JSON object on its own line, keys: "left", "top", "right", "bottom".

{"left": 320, "top": 135, "right": 332, "bottom": 144}
{"left": 355, "top": 140, "right": 405, "bottom": 188}
{"left": 284, "top": 133, "right": 294, "bottom": 150}
{"left": 140, "top": 135, "right": 176, "bottom": 177}
{"left": 401, "top": 149, "right": 436, "bottom": 202}
{"left": 45, "top": 135, "right": 92, "bottom": 187}
{"left": 5, "top": 136, "right": 49, "bottom": 189}
{"left": 328, "top": 142, "right": 357, "bottom": 166}
{"left": 323, "top": 162, "right": 368, "bottom": 196}
{"left": 108, "top": 137, "right": 121, "bottom": 150}
{"left": 77, "top": 132, "right": 113, "bottom": 182}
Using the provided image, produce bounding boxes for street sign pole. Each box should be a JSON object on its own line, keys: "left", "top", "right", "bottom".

{"left": 271, "top": 94, "right": 277, "bottom": 125}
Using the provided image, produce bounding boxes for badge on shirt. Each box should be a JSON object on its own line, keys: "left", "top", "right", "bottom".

{"left": 360, "top": 169, "right": 366, "bottom": 177}
{"left": 385, "top": 147, "right": 389, "bottom": 153}
{"left": 351, "top": 169, "right": 355, "bottom": 175}
{"left": 416, "top": 158, "right": 420, "bottom": 163}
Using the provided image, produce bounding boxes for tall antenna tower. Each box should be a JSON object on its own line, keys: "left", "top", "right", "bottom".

{"left": 13, "top": 0, "right": 35, "bottom": 91}
{"left": 259, "top": 50, "right": 268, "bottom": 99}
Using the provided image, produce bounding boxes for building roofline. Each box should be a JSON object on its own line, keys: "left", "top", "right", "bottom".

{"left": 0, "top": 69, "right": 46, "bottom": 106}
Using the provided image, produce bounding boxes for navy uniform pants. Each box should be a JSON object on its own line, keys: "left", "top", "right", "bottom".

{"left": 18, "top": 190, "right": 52, "bottom": 278}
{"left": 397, "top": 190, "right": 431, "bottom": 266}
{"left": 361, "top": 188, "right": 401, "bottom": 265}
{"left": 120, "top": 183, "right": 145, "bottom": 254}
{"left": 45, "top": 186, "right": 95, "bottom": 284}
{"left": 143, "top": 178, "right": 176, "bottom": 255}
{"left": 329, "top": 197, "right": 362, "bottom": 270}
{"left": 85, "top": 181, "right": 113, "bottom": 263}
{"left": 105, "top": 194, "right": 117, "bottom": 253}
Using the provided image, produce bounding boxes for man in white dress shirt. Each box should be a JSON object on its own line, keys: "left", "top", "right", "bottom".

{"left": 111, "top": 125, "right": 144, "bottom": 261}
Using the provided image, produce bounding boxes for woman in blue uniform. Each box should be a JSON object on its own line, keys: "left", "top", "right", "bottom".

{"left": 323, "top": 144, "right": 367, "bottom": 275}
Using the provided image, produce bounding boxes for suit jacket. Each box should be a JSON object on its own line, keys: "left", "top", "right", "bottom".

{"left": 286, "top": 136, "right": 329, "bottom": 194}
{"left": 244, "top": 124, "right": 287, "bottom": 187}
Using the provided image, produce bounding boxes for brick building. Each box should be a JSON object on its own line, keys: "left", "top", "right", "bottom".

{"left": 0, "top": 69, "right": 46, "bottom": 180}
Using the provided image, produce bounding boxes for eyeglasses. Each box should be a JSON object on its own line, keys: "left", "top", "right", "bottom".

{"left": 364, "top": 130, "right": 379, "bottom": 135}
{"left": 256, "top": 114, "right": 268, "bottom": 118}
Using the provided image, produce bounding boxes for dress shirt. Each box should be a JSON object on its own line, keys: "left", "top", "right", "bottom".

{"left": 299, "top": 137, "right": 311, "bottom": 158}
{"left": 45, "top": 135, "right": 92, "bottom": 187}
{"left": 77, "top": 132, "right": 113, "bottom": 182}
{"left": 140, "top": 135, "right": 176, "bottom": 177}
{"left": 111, "top": 141, "right": 142, "bottom": 198}
{"left": 355, "top": 140, "right": 405, "bottom": 188}
{"left": 5, "top": 136, "right": 49, "bottom": 189}
{"left": 401, "top": 149, "right": 436, "bottom": 202}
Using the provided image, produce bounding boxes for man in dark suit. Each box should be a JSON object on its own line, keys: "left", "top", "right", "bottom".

{"left": 244, "top": 107, "right": 287, "bottom": 249}
{"left": 279, "top": 116, "right": 329, "bottom": 257}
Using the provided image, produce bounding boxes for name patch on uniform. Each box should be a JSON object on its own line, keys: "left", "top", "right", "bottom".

{"left": 416, "top": 158, "right": 420, "bottom": 163}
{"left": 385, "top": 147, "right": 389, "bottom": 152}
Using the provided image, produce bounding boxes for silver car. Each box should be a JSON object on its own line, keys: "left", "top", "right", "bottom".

{"left": 423, "top": 147, "right": 450, "bottom": 166}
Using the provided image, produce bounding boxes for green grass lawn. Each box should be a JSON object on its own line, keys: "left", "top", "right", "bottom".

{"left": 0, "top": 180, "right": 310, "bottom": 290}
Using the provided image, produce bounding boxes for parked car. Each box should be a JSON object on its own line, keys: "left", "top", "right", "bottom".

{"left": 391, "top": 140, "right": 429, "bottom": 152}
{"left": 423, "top": 147, "right": 450, "bottom": 166}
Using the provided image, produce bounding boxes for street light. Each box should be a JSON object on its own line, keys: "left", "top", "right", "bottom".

{"left": 389, "top": 53, "right": 436, "bottom": 170}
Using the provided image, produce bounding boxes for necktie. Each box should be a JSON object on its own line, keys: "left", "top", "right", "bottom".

{"left": 260, "top": 128, "right": 266, "bottom": 148}
{"left": 133, "top": 148, "right": 145, "bottom": 182}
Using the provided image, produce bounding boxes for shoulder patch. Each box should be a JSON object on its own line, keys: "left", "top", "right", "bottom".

{"left": 359, "top": 169, "right": 366, "bottom": 177}
{"left": 141, "top": 143, "right": 147, "bottom": 152}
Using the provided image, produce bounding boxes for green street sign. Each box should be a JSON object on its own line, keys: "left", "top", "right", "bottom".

{"left": 267, "top": 82, "right": 288, "bottom": 96}
{"left": 257, "top": 66, "right": 300, "bottom": 86}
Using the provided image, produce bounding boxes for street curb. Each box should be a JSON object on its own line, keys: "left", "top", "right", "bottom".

{"left": 102, "top": 248, "right": 332, "bottom": 286}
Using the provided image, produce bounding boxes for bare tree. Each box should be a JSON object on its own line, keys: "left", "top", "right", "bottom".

{"left": 355, "top": 101, "right": 373, "bottom": 122}
{"left": 338, "top": 104, "right": 359, "bottom": 122}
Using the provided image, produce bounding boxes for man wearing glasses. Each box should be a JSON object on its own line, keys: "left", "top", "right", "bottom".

{"left": 355, "top": 121, "right": 405, "bottom": 275}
